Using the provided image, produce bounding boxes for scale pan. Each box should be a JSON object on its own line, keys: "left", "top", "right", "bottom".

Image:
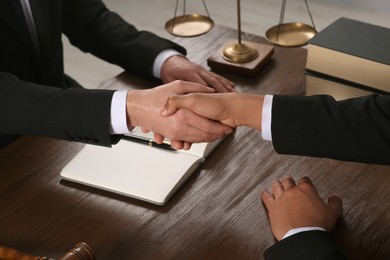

{"left": 165, "top": 14, "right": 214, "bottom": 37}
{"left": 266, "top": 22, "right": 317, "bottom": 47}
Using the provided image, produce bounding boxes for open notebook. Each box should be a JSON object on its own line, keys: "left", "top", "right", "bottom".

{"left": 60, "top": 127, "right": 223, "bottom": 205}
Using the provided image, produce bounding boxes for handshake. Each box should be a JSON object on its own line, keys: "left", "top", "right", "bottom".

{"left": 125, "top": 80, "right": 264, "bottom": 150}
{"left": 125, "top": 80, "right": 344, "bottom": 251}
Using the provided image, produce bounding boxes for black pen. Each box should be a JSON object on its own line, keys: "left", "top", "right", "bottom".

{"left": 121, "top": 134, "right": 176, "bottom": 151}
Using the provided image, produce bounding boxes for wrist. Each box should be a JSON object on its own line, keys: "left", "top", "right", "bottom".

{"left": 160, "top": 54, "right": 187, "bottom": 80}
{"left": 282, "top": 227, "right": 326, "bottom": 240}
{"left": 154, "top": 50, "right": 184, "bottom": 78}
{"left": 234, "top": 93, "right": 263, "bottom": 130}
{"left": 125, "top": 90, "right": 143, "bottom": 128}
{"left": 110, "top": 91, "right": 131, "bottom": 134}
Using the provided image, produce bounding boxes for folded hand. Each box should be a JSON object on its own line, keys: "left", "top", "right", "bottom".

{"left": 161, "top": 55, "right": 236, "bottom": 93}
{"left": 261, "top": 176, "right": 342, "bottom": 241}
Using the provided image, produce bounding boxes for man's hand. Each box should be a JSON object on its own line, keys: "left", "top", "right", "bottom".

{"left": 162, "top": 92, "right": 263, "bottom": 130}
{"left": 261, "top": 176, "right": 342, "bottom": 241}
{"left": 126, "top": 80, "right": 233, "bottom": 146}
{"left": 160, "top": 55, "right": 236, "bottom": 93}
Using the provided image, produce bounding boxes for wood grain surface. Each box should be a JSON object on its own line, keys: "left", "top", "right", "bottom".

{"left": 0, "top": 25, "right": 389, "bottom": 260}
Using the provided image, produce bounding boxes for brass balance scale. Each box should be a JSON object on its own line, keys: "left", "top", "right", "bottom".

{"left": 165, "top": 0, "right": 317, "bottom": 75}
{"left": 265, "top": 0, "right": 317, "bottom": 47}
{"left": 165, "top": 0, "right": 214, "bottom": 37}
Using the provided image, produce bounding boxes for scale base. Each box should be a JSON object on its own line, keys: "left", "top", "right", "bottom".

{"left": 207, "top": 39, "right": 275, "bottom": 77}
{"left": 222, "top": 43, "right": 259, "bottom": 63}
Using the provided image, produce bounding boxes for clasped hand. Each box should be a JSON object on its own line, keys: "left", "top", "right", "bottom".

{"left": 126, "top": 81, "right": 234, "bottom": 150}
{"left": 153, "top": 92, "right": 263, "bottom": 149}
{"left": 261, "top": 176, "right": 342, "bottom": 240}
{"left": 126, "top": 55, "right": 239, "bottom": 150}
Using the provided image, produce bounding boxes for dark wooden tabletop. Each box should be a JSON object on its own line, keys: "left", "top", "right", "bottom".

{"left": 1, "top": 25, "right": 389, "bottom": 260}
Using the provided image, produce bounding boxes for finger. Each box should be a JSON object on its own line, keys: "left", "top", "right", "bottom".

{"left": 260, "top": 190, "right": 275, "bottom": 209}
{"left": 271, "top": 180, "right": 284, "bottom": 199}
{"left": 170, "top": 140, "right": 184, "bottom": 150}
{"left": 162, "top": 93, "right": 205, "bottom": 117}
{"left": 141, "top": 127, "right": 150, "bottom": 133}
{"left": 281, "top": 176, "right": 296, "bottom": 190}
{"left": 162, "top": 108, "right": 232, "bottom": 143}
{"left": 183, "top": 109, "right": 234, "bottom": 136}
{"left": 161, "top": 95, "right": 185, "bottom": 117}
{"left": 153, "top": 133, "right": 165, "bottom": 144}
{"left": 191, "top": 72, "right": 208, "bottom": 87}
{"left": 298, "top": 176, "right": 321, "bottom": 197}
{"left": 167, "top": 111, "right": 227, "bottom": 143}
{"left": 298, "top": 176, "right": 313, "bottom": 185}
{"left": 176, "top": 80, "right": 215, "bottom": 95}
{"left": 202, "top": 71, "right": 236, "bottom": 93}
{"left": 199, "top": 71, "right": 229, "bottom": 93}
{"left": 183, "top": 141, "right": 192, "bottom": 150}
{"left": 217, "top": 75, "right": 236, "bottom": 92}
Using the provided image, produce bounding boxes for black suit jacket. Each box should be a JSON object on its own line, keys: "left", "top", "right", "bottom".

{"left": 263, "top": 231, "right": 345, "bottom": 260}
{"left": 271, "top": 94, "right": 390, "bottom": 165}
{"left": 0, "top": 0, "right": 185, "bottom": 147}
{"left": 266, "top": 94, "right": 389, "bottom": 258}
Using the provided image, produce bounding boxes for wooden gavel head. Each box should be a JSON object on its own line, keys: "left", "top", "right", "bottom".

{"left": 58, "top": 242, "right": 96, "bottom": 260}
{"left": 0, "top": 242, "right": 96, "bottom": 260}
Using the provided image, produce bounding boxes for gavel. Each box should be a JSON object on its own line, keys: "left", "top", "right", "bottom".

{"left": 0, "top": 242, "right": 96, "bottom": 260}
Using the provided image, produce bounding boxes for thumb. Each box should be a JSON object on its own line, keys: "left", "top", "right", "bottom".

{"left": 161, "top": 95, "right": 182, "bottom": 117}
{"left": 325, "top": 195, "right": 343, "bottom": 230}
{"left": 260, "top": 190, "right": 274, "bottom": 210}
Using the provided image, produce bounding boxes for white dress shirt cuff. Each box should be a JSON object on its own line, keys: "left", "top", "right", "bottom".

{"left": 110, "top": 91, "right": 132, "bottom": 134}
{"left": 152, "top": 49, "right": 184, "bottom": 78}
{"left": 282, "top": 227, "right": 326, "bottom": 240}
{"left": 261, "top": 95, "right": 274, "bottom": 141}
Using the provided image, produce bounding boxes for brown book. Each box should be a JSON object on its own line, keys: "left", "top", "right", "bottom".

{"left": 305, "top": 71, "right": 389, "bottom": 101}
{"left": 306, "top": 17, "right": 390, "bottom": 93}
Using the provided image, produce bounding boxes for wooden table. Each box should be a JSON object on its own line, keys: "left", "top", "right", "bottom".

{"left": 1, "top": 25, "right": 389, "bottom": 259}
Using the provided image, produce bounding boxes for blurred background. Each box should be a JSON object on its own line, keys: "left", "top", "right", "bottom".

{"left": 63, "top": 0, "right": 390, "bottom": 89}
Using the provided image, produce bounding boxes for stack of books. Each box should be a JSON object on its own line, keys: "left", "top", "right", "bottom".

{"left": 305, "top": 17, "right": 390, "bottom": 100}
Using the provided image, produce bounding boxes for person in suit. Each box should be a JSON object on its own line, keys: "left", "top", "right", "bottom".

{"left": 160, "top": 92, "right": 389, "bottom": 257}
{"left": 261, "top": 176, "right": 345, "bottom": 259}
{"left": 0, "top": 0, "right": 234, "bottom": 149}
{"left": 161, "top": 93, "right": 390, "bottom": 165}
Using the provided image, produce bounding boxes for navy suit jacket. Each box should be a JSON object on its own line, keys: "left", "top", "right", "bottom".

{"left": 0, "top": 0, "right": 185, "bottom": 147}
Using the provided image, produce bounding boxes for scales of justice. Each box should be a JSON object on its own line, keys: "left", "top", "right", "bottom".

{"left": 165, "top": 0, "right": 317, "bottom": 76}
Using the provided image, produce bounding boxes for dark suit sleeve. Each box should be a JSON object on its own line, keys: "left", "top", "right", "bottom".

{"left": 0, "top": 72, "right": 120, "bottom": 146}
{"left": 62, "top": 0, "right": 186, "bottom": 78}
{"left": 271, "top": 94, "right": 390, "bottom": 165}
{"left": 263, "top": 231, "right": 345, "bottom": 260}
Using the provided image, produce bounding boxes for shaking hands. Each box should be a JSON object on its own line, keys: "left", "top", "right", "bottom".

{"left": 126, "top": 81, "right": 234, "bottom": 149}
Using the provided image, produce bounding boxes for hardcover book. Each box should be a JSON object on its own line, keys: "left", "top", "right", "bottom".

{"left": 305, "top": 71, "right": 378, "bottom": 101}
{"left": 306, "top": 17, "right": 390, "bottom": 92}
{"left": 60, "top": 127, "right": 224, "bottom": 205}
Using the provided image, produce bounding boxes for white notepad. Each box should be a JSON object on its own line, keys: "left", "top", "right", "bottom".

{"left": 60, "top": 127, "right": 223, "bottom": 205}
